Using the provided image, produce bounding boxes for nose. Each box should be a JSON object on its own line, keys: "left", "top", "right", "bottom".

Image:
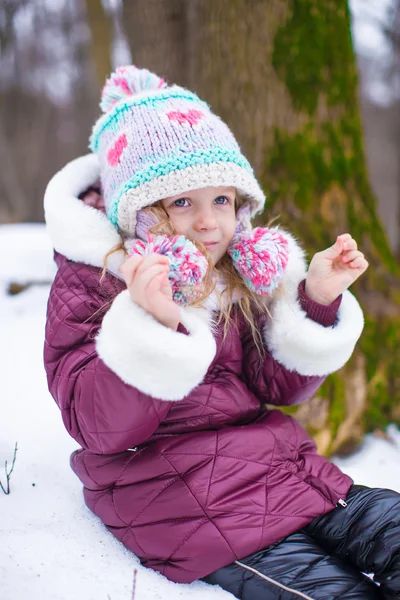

{"left": 193, "top": 207, "right": 218, "bottom": 232}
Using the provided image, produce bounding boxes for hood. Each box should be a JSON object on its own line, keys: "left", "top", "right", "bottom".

{"left": 44, "top": 153, "right": 124, "bottom": 279}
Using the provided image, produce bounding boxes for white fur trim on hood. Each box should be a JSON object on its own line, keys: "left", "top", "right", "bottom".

{"left": 96, "top": 290, "right": 216, "bottom": 401}
{"left": 44, "top": 153, "right": 125, "bottom": 277}
{"left": 264, "top": 233, "right": 364, "bottom": 376}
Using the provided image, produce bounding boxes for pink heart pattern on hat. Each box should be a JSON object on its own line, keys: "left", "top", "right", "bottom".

{"left": 107, "top": 133, "right": 128, "bottom": 167}
{"left": 167, "top": 109, "right": 204, "bottom": 127}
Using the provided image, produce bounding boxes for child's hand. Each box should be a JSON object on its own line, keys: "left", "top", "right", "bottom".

{"left": 120, "top": 254, "right": 181, "bottom": 330}
{"left": 305, "top": 234, "right": 369, "bottom": 305}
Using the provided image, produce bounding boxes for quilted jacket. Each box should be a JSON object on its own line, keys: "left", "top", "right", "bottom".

{"left": 43, "top": 154, "right": 364, "bottom": 583}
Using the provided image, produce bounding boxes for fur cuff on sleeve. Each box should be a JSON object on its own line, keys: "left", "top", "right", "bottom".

{"left": 264, "top": 232, "right": 364, "bottom": 376}
{"left": 95, "top": 290, "right": 217, "bottom": 401}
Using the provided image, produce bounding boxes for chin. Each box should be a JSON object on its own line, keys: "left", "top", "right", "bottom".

{"left": 213, "top": 253, "right": 225, "bottom": 267}
{"left": 201, "top": 243, "right": 228, "bottom": 267}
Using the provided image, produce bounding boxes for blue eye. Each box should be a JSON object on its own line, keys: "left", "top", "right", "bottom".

{"left": 173, "top": 198, "right": 189, "bottom": 207}
{"left": 215, "top": 196, "right": 229, "bottom": 205}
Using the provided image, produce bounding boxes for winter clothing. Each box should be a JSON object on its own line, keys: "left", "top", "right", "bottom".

{"left": 89, "top": 66, "right": 265, "bottom": 235}
{"left": 204, "top": 484, "right": 400, "bottom": 599}
{"left": 305, "top": 484, "right": 400, "bottom": 598}
{"left": 43, "top": 154, "right": 367, "bottom": 584}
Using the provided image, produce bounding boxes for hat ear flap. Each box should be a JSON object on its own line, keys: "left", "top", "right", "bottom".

{"left": 234, "top": 203, "right": 253, "bottom": 236}
{"left": 228, "top": 227, "right": 289, "bottom": 295}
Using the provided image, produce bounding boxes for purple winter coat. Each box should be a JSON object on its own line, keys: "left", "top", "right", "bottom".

{"left": 43, "top": 155, "right": 364, "bottom": 583}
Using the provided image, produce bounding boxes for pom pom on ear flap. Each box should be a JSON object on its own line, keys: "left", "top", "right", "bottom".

{"left": 228, "top": 227, "right": 289, "bottom": 295}
{"left": 126, "top": 234, "right": 208, "bottom": 306}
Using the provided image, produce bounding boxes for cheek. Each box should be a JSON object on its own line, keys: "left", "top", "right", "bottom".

{"left": 167, "top": 214, "right": 189, "bottom": 235}
{"left": 223, "top": 215, "right": 237, "bottom": 244}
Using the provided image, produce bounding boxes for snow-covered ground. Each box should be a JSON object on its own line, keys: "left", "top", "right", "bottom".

{"left": 1, "top": 224, "right": 399, "bottom": 600}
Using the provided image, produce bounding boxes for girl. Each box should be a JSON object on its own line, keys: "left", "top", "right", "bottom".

{"left": 44, "top": 66, "right": 400, "bottom": 599}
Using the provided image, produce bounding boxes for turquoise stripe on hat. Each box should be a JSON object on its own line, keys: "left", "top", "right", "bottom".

{"left": 90, "top": 88, "right": 209, "bottom": 152}
{"left": 109, "top": 147, "right": 254, "bottom": 227}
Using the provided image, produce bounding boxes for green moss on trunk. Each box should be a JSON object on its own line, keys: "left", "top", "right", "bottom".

{"left": 360, "top": 317, "right": 400, "bottom": 430}
{"left": 262, "top": 0, "right": 400, "bottom": 453}
{"left": 272, "top": 2, "right": 356, "bottom": 114}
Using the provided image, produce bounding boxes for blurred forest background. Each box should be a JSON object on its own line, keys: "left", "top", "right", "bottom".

{"left": 1, "top": 0, "right": 399, "bottom": 454}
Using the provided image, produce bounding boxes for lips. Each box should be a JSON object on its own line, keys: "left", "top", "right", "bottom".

{"left": 203, "top": 242, "right": 218, "bottom": 248}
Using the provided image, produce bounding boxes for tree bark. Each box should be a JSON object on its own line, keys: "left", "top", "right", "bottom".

{"left": 85, "top": 0, "right": 113, "bottom": 86}
{"left": 122, "top": 0, "right": 189, "bottom": 87}
{"left": 123, "top": 0, "right": 400, "bottom": 455}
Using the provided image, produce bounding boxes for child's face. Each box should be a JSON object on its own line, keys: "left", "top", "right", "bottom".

{"left": 160, "top": 186, "right": 237, "bottom": 265}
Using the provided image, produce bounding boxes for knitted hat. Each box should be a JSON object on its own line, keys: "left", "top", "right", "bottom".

{"left": 89, "top": 66, "right": 266, "bottom": 236}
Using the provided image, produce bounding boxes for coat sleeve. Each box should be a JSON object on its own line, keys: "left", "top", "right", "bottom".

{"left": 242, "top": 232, "right": 364, "bottom": 407}
{"left": 44, "top": 261, "right": 216, "bottom": 454}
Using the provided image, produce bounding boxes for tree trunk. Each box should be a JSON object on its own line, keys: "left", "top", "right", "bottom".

{"left": 123, "top": 0, "right": 400, "bottom": 455}
{"left": 85, "top": 0, "right": 113, "bottom": 86}
{"left": 122, "top": 0, "right": 189, "bottom": 88}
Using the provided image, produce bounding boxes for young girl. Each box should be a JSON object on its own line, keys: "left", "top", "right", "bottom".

{"left": 44, "top": 66, "right": 400, "bottom": 599}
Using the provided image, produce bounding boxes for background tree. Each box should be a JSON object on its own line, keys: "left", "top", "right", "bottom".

{"left": 85, "top": 0, "right": 112, "bottom": 85}
{"left": 122, "top": 0, "right": 188, "bottom": 88}
{"left": 0, "top": 0, "right": 106, "bottom": 223}
{"left": 123, "top": 0, "right": 400, "bottom": 455}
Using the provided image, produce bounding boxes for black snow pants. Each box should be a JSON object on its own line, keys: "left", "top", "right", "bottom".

{"left": 202, "top": 485, "right": 400, "bottom": 599}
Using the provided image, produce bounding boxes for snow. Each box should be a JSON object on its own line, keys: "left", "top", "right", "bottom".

{"left": 1, "top": 223, "right": 399, "bottom": 600}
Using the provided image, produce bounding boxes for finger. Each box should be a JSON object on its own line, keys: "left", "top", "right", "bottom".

{"left": 341, "top": 250, "right": 362, "bottom": 263}
{"left": 136, "top": 264, "right": 170, "bottom": 292}
{"left": 136, "top": 258, "right": 170, "bottom": 284}
{"left": 146, "top": 272, "right": 172, "bottom": 304}
{"left": 146, "top": 272, "right": 165, "bottom": 296}
{"left": 121, "top": 254, "right": 143, "bottom": 272}
{"left": 160, "top": 272, "right": 174, "bottom": 298}
{"left": 349, "top": 257, "right": 368, "bottom": 270}
{"left": 120, "top": 255, "right": 144, "bottom": 287}
{"left": 158, "top": 271, "right": 170, "bottom": 286}
{"left": 343, "top": 238, "right": 358, "bottom": 252}
{"left": 349, "top": 255, "right": 366, "bottom": 267}
{"left": 136, "top": 253, "right": 170, "bottom": 276}
{"left": 328, "top": 236, "right": 345, "bottom": 257}
{"left": 337, "top": 233, "right": 352, "bottom": 242}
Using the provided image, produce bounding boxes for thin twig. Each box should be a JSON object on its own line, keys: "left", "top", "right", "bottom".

{"left": 0, "top": 442, "right": 18, "bottom": 495}
{"left": 131, "top": 569, "right": 137, "bottom": 600}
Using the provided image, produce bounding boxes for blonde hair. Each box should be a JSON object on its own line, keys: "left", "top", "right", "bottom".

{"left": 102, "top": 198, "right": 274, "bottom": 355}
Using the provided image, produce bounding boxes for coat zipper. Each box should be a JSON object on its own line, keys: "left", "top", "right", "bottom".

{"left": 234, "top": 560, "right": 316, "bottom": 600}
{"left": 337, "top": 498, "right": 348, "bottom": 507}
